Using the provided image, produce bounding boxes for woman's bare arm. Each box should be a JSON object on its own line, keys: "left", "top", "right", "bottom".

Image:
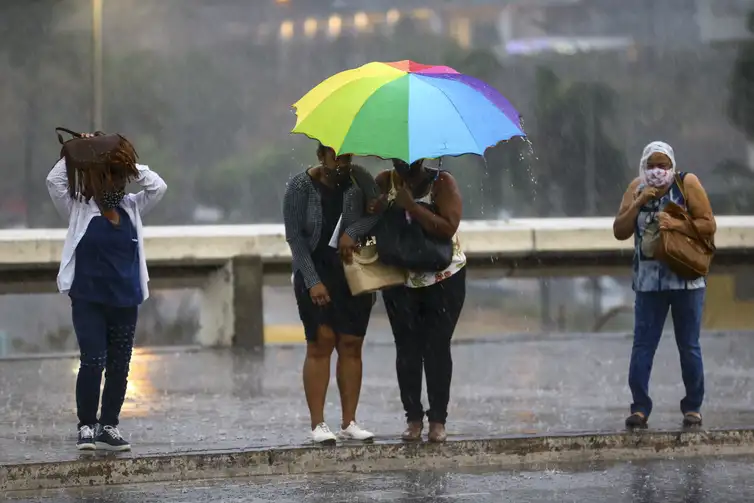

{"left": 406, "top": 172, "right": 462, "bottom": 240}
{"left": 613, "top": 178, "right": 642, "bottom": 241}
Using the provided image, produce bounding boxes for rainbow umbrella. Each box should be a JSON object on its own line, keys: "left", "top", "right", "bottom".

{"left": 291, "top": 60, "right": 525, "bottom": 164}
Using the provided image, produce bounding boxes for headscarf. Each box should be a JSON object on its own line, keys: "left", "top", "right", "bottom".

{"left": 639, "top": 141, "right": 676, "bottom": 187}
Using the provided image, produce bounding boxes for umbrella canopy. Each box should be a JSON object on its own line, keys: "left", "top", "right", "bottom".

{"left": 292, "top": 60, "right": 525, "bottom": 164}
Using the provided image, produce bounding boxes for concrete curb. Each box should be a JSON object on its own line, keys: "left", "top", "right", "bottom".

{"left": 2, "top": 429, "right": 754, "bottom": 492}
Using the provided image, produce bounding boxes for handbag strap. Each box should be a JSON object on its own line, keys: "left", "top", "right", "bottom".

{"left": 674, "top": 172, "right": 689, "bottom": 202}
{"left": 673, "top": 173, "right": 716, "bottom": 253}
{"left": 55, "top": 127, "right": 106, "bottom": 145}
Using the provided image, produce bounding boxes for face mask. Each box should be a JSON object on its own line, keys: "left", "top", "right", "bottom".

{"left": 644, "top": 168, "right": 674, "bottom": 188}
{"left": 99, "top": 189, "right": 125, "bottom": 210}
{"left": 324, "top": 166, "right": 348, "bottom": 183}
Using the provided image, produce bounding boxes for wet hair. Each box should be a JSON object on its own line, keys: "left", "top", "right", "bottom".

{"left": 392, "top": 158, "right": 424, "bottom": 173}
{"left": 316, "top": 142, "right": 334, "bottom": 161}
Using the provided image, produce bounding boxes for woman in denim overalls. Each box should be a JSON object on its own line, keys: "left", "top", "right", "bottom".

{"left": 613, "top": 141, "right": 716, "bottom": 429}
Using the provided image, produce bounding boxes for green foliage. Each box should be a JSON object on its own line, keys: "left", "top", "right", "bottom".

{"left": 126, "top": 136, "right": 189, "bottom": 225}
{"left": 728, "top": 11, "right": 754, "bottom": 141}
{"left": 527, "top": 67, "right": 629, "bottom": 216}
{"left": 716, "top": 9, "right": 754, "bottom": 215}
{"left": 710, "top": 159, "right": 754, "bottom": 214}
{"left": 201, "top": 148, "right": 303, "bottom": 222}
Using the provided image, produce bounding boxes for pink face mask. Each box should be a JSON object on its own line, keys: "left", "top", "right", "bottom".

{"left": 644, "top": 167, "right": 674, "bottom": 188}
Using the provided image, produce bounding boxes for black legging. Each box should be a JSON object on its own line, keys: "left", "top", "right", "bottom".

{"left": 382, "top": 267, "right": 466, "bottom": 425}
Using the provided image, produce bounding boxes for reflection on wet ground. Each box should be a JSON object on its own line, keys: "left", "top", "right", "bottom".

{"left": 1, "top": 332, "right": 753, "bottom": 464}
{"left": 6, "top": 455, "right": 754, "bottom": 502}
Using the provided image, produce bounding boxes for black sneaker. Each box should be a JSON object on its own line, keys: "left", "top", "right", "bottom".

{"left": 95, "top": 425, "right": 131, "bottom": 451}
{"left": 77, "top": 425, "right": 96, "bottom": 451}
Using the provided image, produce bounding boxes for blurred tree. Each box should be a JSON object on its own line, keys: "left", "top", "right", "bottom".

{"left": 712, "top": 10, "right": 754, "bottom": 215}
{"left": 124, "top": 135, "right": 188, "bottom": 225}
{"left": 727, "top": 11, "right": 754, "bottom": 158}
{"left": 201, "top": 147, "right": 305, "bottom": 222}
{"left": 711, "top": 159, "right": 754, "bottom": 214}
{"left": 0, "top": 0, "right": 75, "bottom": 227}
{"left": 529, "top": 67, "right": 628, "bottom": 216}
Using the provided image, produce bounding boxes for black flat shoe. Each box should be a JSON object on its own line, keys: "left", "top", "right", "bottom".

{"left": 625, "top": 412, "right": 648, "bottom": 429}
{"left": 682, "top": 412, "right": 703, "bottom": 427}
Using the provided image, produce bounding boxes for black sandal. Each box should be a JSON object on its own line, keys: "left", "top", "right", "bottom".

{"left": 682, "top": 412, "right": 703, "bottom": 427}
{"left": 625, "top": 412, "right": 648, "bottom": 429}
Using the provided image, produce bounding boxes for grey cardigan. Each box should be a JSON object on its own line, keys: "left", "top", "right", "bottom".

{"left": 283, "top": 167, "right": 380, "bottom": 289}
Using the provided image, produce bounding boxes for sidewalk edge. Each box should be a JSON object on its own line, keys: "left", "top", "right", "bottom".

{"left": 3, "top": 429, "right": 754, "bottom": 492}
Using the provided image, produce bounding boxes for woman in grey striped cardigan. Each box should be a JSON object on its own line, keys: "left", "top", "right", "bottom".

{"left": 283, "top": 143, "right": 379, "bottom": 444}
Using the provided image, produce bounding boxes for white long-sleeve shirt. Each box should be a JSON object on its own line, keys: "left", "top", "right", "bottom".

{"left": 46, "top": 158, "right": 168, "bottom": 302}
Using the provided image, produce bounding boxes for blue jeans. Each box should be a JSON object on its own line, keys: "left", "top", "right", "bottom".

{"left": 72, "top": 298, "right": 138, "bottom": 428}
{"left": 628, "top": 289, "right": 705, "bottom": 417}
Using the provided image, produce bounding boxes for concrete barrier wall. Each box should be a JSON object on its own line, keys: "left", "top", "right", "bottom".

{"left": 2, "top": 217, "right": 754, "bottom": 348}
{"left": 2, "top": 216, "right": 754, "bottom": 267}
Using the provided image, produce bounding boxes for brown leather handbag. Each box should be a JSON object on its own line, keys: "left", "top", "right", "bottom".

{"left": 655, "top": 175, "right": 716, "bottom": 279}
{"left": 55, "top": 127, "right": 139, "bottom": 201}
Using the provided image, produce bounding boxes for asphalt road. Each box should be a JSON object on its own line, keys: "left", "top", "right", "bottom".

{"left": 2, "top": 332, "right": 754, "bottom": 464}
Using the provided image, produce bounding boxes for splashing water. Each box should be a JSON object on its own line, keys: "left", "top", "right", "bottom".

{"left": 520, "top": 118, "right": 539, "bottom": 203}
{"left": 479, "top": 156, "right": 486, "bottom": 218}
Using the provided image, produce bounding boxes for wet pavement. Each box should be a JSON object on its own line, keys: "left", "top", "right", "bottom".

{"left": 1, "top": 332, "right": 754, "bottom": 465}
{"left": 6, "top": 455, "right": 754, "bottom": 502}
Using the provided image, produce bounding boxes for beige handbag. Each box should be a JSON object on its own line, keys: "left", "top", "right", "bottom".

{"left": 344, "top": 240, "right": 406, "bottom": 296}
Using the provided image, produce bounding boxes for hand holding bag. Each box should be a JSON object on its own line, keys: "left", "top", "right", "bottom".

{"left": 374, "top": 203, "right": 453, "bottom": 272}
{"left": 55, "top": 127, "right": 139, "bottom": 201}
{"left": 655, "top": 174, "right": 716, "bottom": 279}
{"left": 343, "top": 239, "right": 406, "bottom": 295}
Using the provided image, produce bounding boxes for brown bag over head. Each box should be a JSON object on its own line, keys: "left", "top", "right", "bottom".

{"left": 56, "top": 127, "right": 139, "bottom": 202}
{"left": 655, "top": 174, "right": 716, "bottom": 279}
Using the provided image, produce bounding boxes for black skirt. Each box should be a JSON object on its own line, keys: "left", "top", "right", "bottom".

{"left": 293, "top": 255, "right": 374, "bottom": 342}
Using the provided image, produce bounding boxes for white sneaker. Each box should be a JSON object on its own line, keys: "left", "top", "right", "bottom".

{"left": 338, "top": 421, "right": 375, "bottom": 442}
{"left": 311, "top": 422, "right": 337, "bottom": 445}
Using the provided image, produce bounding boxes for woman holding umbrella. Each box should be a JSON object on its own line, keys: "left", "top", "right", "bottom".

{"left": 283, "top": 142, "right": 377, "bottom": 444}
{"left": 367, "top": 158, "right": 466, "bottom": 443}
{"left": 290, "top": 60, "right": 526, "bottom": 442}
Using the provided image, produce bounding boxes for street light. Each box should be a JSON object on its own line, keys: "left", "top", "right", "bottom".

{"left": 92, "top": 0, "right": 103, "bottom": 132}
{"left": 304, "top": 18, "right": 318, "bottom": 38}
{"left": 327, "top": 15, "right": 342, "bottom": 38}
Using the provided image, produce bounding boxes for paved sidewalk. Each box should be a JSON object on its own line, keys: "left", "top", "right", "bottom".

{"left": 1, "top": 332, "right": 754, "bottom": 465}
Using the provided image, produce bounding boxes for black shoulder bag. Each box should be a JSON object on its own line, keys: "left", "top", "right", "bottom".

{"left": 374, "top": 201, "right": 453, "bottom": 272}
